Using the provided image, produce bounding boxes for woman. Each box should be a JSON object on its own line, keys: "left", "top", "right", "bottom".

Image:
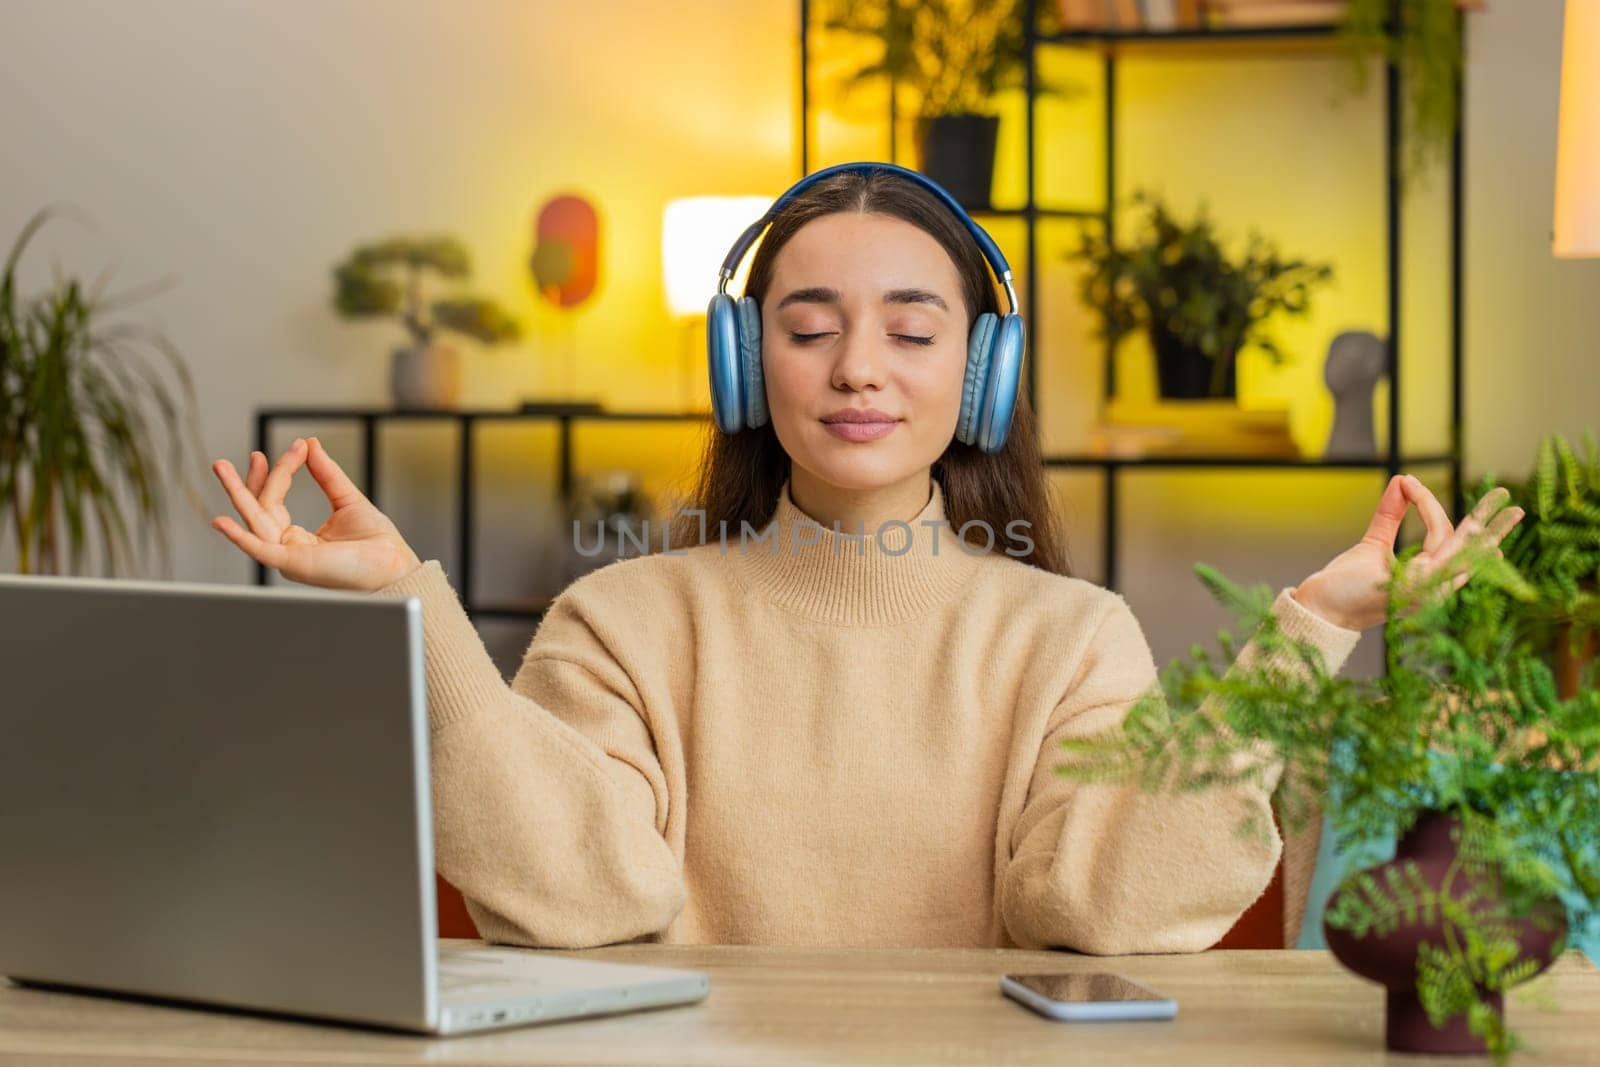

{"left": 209, "top": 165, "right": 1522, "bottom": 954}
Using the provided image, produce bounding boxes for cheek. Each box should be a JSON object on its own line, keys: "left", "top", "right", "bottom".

{"left": 761, "top": 344, "right": 824, "bottom": 402}
{"left": 902, "top": 339, "right": 969, "bottom": 412}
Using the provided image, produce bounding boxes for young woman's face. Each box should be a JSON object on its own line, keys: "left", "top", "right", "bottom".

{"left": 761, "top": 211, "right": 970, "bottom": 493}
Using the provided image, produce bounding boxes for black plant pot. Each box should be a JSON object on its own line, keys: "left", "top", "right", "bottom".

{"left": 1151, "top": 328, "right": 1237, "bottom": 400}
{"left": 916, "top": 114, "right": 1000, "bottom": 212}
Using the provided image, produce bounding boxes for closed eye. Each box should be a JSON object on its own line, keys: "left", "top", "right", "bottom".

{"left": 787, "top": 332, "right": 935, "bottom": 346}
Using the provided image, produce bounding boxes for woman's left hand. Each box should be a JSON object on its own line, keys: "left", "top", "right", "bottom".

{"left": 1291, "top": 474, "right": 1525, "bottom": 632}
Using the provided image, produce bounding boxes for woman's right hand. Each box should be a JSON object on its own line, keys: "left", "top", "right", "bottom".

{"left": 210, "top": 436, "right": 424, "bottom": 592}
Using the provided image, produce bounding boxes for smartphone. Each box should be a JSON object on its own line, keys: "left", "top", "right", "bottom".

{"left": 999, "top": 972, "right": 1178, "bottom": 1022}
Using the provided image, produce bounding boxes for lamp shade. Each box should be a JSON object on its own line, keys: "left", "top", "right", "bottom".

{"left": 1555, "top": 0, "right": 1600, "bottom": 258}
{"left": 662, "top": 197, "right": 772, "bottom": 317}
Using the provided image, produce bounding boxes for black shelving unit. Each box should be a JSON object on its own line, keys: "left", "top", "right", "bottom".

{"left": 797, "top": 1, "right": 1466, "bottom": 593}
{"left": 252, "top": 408, "right": 708, "bottom": 619}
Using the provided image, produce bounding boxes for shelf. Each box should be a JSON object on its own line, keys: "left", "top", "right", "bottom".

{"left": 1044, "top": 453, "right": 1458, "bottom": 471}
{"left": 1039, "top": 24, "right": 1345, "bottom": 48}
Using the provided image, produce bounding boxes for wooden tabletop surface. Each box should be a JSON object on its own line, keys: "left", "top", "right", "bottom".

{"left": 2, "top": 945, "right": 1596, "bottom": 1065}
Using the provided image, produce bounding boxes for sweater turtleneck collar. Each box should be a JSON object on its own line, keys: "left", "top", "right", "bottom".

{"left": 728, "top": 476, "right": 986, "bottom": 627}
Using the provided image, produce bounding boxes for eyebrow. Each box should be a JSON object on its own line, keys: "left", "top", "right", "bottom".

{"left": 775, "top": 286, "right": 949, "bottom": 312}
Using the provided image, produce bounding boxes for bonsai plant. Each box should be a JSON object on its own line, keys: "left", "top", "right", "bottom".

{"left": 1050, "top": 540, "right": 1597, "bottom": 1061}
{"left": 1070, "top": 190, "right": 1336, "bottom": 400}
{"left": 0, "top": 209, "right": 208, "bottom": 577}
{"left": 812, "top": 0, "right": 1079, "bottom": 210}
{"left": 332, "top": 236, "right": 521, "bottom": 411}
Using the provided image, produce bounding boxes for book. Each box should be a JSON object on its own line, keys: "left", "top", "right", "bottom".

{"left": 1056, "top": 0, "right": 1103, "bottom": 29}
{"left": 1202, "top": 0, "right": 1346, "bottom": 26}
{"left": 1090, "top": 398, "right": 1301, "bottom": 458}
{"left": 1114, "top": 0, "right": 1144, "bottom": 28}
{"left": 1143, "top": 0, "right": 1180, "bottom": 29}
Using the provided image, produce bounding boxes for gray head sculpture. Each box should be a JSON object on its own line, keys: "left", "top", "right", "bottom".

{"left": 1322, "top": 330, "right": 1388, "bottom": 460}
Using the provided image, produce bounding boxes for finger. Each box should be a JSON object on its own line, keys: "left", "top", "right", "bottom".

{"left": 210, "top": 515, "right": 290, "bottom": 570}
{"left": 1485, "top": 503, "right": 1525, "bottom": 543}
{"left": 245, "top": 451, "right": 269, "bottom": 497}
{"left": 259, "top": 438, "right": 308, "bottom": 511}
{"left": 304, "top": 436, "right": 369, "bottom": 511}
{"left": 1399, "top": 474, "right": 1453, "bottom": 554}
{"left": 1361, "top": 475, "right": 1410, "bottom": 548}
{"left": 1434, "top": 515, "right": 1488, "bottom": 578}
{"left": 211, "top": 458, "right": 279, "bottom": 537}
{"left": 1465, "top": 485, "right": 1512, "bottom": 530}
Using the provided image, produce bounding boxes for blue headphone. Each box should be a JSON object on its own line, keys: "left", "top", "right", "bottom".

{"left": 706, "top": 162, "right": 1025, "bottom": 455}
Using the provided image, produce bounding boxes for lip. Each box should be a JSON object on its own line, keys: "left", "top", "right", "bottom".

{"left": 820, "top": 407, "right": 901, "bottom": 443}
{"left": 821, "top": 407, "right": 899, "bottom": 424}
{"left": 823, "top": 421, "right": 898, "bottom": 442}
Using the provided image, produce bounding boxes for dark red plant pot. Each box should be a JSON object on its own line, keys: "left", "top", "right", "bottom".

{"left": 1323, "top": 809, "right": 1568, "bottom": 1055}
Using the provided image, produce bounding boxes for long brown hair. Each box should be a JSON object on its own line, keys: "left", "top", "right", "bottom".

{"left": 668, "top": 167, "right": 1070, "bottom": 576}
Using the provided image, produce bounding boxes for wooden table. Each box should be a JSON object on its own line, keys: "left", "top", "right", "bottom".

{"left": 3, "top": 945, "right": 1596, "bottom": 1065}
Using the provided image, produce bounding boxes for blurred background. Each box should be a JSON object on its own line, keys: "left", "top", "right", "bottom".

{"left": 0, "top": 0, "right": 1593, "bottom": 681}
{"left": 1, "top": 0, "right": 1596, "bottom": 955}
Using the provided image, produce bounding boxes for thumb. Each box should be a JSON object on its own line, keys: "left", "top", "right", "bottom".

{"left": 1360, "top": 475, "right": 1408, "bottom": 548}
{"left": 282, "top": 524, "right": 318, "bottom": 547}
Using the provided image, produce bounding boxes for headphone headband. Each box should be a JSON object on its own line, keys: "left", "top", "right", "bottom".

{"left": 716, "top": 162, "right": 1019, "bottom": 316}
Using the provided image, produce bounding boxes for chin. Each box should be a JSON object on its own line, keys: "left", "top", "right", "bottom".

{"left": 797, "top": 441, "right": 932, "bottom": 493}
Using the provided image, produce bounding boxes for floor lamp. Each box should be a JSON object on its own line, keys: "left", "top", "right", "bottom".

{"left": 1555, "top": 0, "right": 1599, "bottom": 259}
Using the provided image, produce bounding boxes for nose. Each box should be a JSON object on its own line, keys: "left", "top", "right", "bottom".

{"left": 829, "top": 326, "right": 889, "bottom": 394}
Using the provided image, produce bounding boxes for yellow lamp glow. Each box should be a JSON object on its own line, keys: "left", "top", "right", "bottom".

{"left": 662, "top": 197, "right": 772, "bottom": 316}
{"left": 1555, "top": 0, "right": 1600, "bottom": 258}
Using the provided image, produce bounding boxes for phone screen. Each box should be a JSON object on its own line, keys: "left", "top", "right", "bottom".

{"left": 1003, "top": 973, "right": 1166, "bottom": 1003}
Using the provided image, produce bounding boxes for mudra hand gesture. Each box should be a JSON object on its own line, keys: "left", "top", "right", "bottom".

{"left": 209, "top": 437, "right": 423, "bottom": 592}
{"left": 1292, "top": 474, "right": 1524, "bottom": 632}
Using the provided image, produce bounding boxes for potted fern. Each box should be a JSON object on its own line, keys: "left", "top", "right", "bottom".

{"left": 1070, "top": 190, "right": 1335, "bottom": 400}
{"left": 332, "top": 236, "right": 521, "bottom": 411}
{"left": 1482, "top": 432, "right": 1600, "bottom": 699}
{"left": 1052, "top": 541, "right": 1597, "bottom": 1061}
{"left": 0, "top": 210, "right": 208, "bottom": 577}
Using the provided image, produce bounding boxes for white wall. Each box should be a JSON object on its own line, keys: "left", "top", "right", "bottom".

{"left": 1, "top": 0, "right": 1593, "bottom": 679}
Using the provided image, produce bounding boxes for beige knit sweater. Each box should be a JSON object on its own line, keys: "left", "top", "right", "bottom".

{"left": 368, "top": 476, "right": 1362, "bottom": 954}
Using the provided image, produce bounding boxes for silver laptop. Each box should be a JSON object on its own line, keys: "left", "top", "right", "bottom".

{"left": 0, "top": 571, "right": 709, "bottom": 1035}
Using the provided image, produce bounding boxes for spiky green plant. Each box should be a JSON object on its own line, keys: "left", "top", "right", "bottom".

{"left": 1051, "top": 539, "right": 1599, "bottom": 1062}
{"left": 0, "top": 209, "right": 208, "bottom": 577}
{"left": 812, "top": 0, "right": 1080, "bottom": 121}
{"left": 1469, "top": 432, "right": 1600, "bottom": 687}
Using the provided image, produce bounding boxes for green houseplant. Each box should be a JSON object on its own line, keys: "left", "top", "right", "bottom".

{"left": 1051, "top": 541, "right": 1598, "bottom": 1061}
{"left": 0, "top": 210, "right": 207, "bottom": 577}
{"left": 1339, "top": 0, "right": 1473, "bottom": 180}
{"left": 1477, "top": 432, "right": 1600, "bottom": 699}
{"left": 332, "top": 236, "right": 521, "bottom": 411}
{"left": 1070, "top": 190, "right": 1335, "bottom": 400}
{"left": 811, "top": 0, "right": 1078, "bottom": 210}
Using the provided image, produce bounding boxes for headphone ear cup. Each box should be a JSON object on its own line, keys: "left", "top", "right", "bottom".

{"left": 737, "top": 297, "right": 768, "bottom": 429}
{"left": 958, "top": 313, "right": 997, "bottom": 446}
{"left": 976, "top": 313, "right": 1025, "bottom": 454}
{"left": 707, "top": 292, "right": 745, "bottom": 434}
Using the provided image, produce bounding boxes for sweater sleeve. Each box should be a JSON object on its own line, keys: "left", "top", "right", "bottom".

{"left": 367, "top": 559, "right": 686, "bottom": 948}
{"left": 1000, "top": 586, "right": 1362, "bottom": 955}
